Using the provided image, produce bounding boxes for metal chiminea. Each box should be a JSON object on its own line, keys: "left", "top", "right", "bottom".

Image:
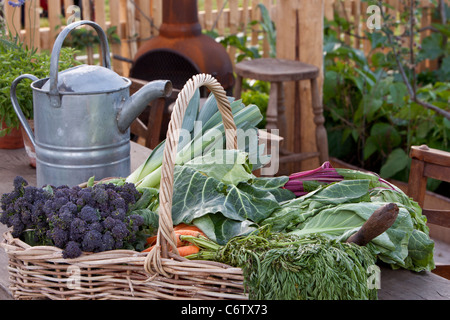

{"left": 130, "top": 0, "right": 235, "bottom": 95}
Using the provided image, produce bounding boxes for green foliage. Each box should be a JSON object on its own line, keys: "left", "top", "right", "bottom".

{"left": 0, "top": 35, "right": 80, "bottom": 136}
{"left": 323, "top": 2, "right": 449, "bottom": 193}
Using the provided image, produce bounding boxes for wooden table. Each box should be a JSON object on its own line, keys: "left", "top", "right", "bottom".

{"left": 1, "top": 144, "right": 449, "bottom": 300}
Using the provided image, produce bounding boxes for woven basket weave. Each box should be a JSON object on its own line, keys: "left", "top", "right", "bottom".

{"left": 0, "top": 74, "right": 248, "bottom": 300}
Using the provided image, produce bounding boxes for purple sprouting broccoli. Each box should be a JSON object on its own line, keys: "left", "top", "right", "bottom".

{"left": 48, "top": 227, "right": 69, "bottom": 248}
{"left": 81, "top": 229, "right": 104, "bottom": 252}
{"left": 63, "top": 241, "right": 82, "bottom": 259}
{"left": 1, "top": 176, "right": 146, "bottom": 259}
{"left": 111, "top": 220, "right": 129, "bottom": 241}
{"left": 0, "top": 176, "right": 52, "bottom": 240}
{"left": 78, "top": 205, "right": 99, "bottom": 223}
{"left": 70, "top": 218, "right": 88, "bottom": 242}
{"left": 102, "top": 231, "right": 115, "bottom": 251}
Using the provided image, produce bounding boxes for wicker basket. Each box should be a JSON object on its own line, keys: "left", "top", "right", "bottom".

{"left": 0, "top": 74, "right": 248, "bottom": 300}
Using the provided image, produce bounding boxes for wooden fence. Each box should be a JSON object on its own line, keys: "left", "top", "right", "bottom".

{"left": 1, "top": 0, "right": 439, "bottom": 76}
{"left": 1, "top": 0, "right": 277, "bottom": 76}
{"left": 0, "top": 0, "right": 442, "bottom": 171}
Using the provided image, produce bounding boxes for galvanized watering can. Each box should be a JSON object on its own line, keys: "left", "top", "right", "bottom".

{"left": 11, "top": 20, "right": 172, "bottom": 187}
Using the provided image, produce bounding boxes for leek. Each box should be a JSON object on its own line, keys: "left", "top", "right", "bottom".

{"left": 126, "top": 93, "right": 265, "bottom": 190}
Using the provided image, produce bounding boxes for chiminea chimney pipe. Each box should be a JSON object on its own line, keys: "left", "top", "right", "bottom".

{"left": 130, "top": 0, "right": 235, "bottom": 94}
{"left": 159, "top": 0, "right": 202, "bottom": 37}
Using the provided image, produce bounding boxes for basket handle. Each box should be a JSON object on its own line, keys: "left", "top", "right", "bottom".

{"left": 144, "top": 74, "right": 237, "bottom": 276}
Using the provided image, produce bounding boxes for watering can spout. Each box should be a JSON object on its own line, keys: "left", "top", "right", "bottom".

{"left": 117, "top": 80, "right": 172, "bottom": 133}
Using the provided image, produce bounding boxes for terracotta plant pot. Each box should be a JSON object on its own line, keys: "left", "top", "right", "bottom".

{"left": 20, "top": 119, "right": 36, "bottom": 168}
{"left": 0, "top": 121, "right": 24, "bottom": 149}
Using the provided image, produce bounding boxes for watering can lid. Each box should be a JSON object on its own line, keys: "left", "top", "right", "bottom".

{"left": 42, "top": 64, "right": 129, "bottom": 94}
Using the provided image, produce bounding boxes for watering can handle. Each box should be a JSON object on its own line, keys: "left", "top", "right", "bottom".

{"left": 10, "top": 74, "right": 39, "bottom": 147}
{"left": 49, "top": 20, "right": 112, "bottom": 108}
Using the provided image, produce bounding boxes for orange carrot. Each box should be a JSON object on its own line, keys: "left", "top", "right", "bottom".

{"left": 174, "top": 224, "right": 203, "bottom": 232}
{"left": 142, "top": 244, "right": 155, "bottom": 253}
{"left": 143, "top": 230, "right": 207, "bottom": 252}
{"left": 177, "top": 245, "right": 200, "bottom": 257}
{"left": 175, "top": 230, "right": 205, "bottom": 247}
{"left": 146, "top": 235, "right": 157, "bottom": 246}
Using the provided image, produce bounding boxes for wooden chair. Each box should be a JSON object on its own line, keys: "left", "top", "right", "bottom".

{"left": 234, "top": 58, "right": 329, "bottom": 175}
{"left": 407, "top": 145, "right": 450, "bottom": 279}
{"left": 129, "top": 78, "right": 179, "bottom": 149}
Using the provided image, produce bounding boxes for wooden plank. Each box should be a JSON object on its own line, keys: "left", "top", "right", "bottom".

{"left": 216, "top": 0, "right": 226, "bottom": 35}
{"left": 407, "top": 158, "right": 428, "bottom": 207}
{"left": 47, "top": 0, "right": 62, "bottom": 48}
{"left": 203, "top": 0, "right": 214, "bottom": 31}
{"left": 261, "top": 0, "right": 271, "bottom": 58}
{"left": 137, "top": 0, "right": 151, "bottom": 45}
{"left": 109, "top": 0, "right": 124, "bottom": 74}
{"left": 152, "top": 0, "right": 162, "bottom": 35}
{"left": 241, "top": 0, "right": 250, "bottom": 33}
{"left": 228, "top": 0, "right": 239, "bottom": 63}
{"left": 126, "top": 0, "right": 138, "bottom": 59}
{"left": 24, "top": 0, "right": 40, "bottom": 51}
{"left": 298, "top": 0, "right": 324, "bottom": 171}
{"left": 64, "top": 0, "right": 75, "bottom": 20}
{"left": 343, "top": 0, "right": 352, "bottom": 45}
{"left": 94, "top": 0, "right": 107, "bottom": 29}
{"left": 378, "top": 265, "right": 450, "bottom": 300}
{"left": 274, "top": 1, "right": 298, "bottom": 173}
{"left": 251, "top": 0, "right": 260, "bottom": 46}
{"left": 3, "top": 1, "right": 21, "bottom": 38}
{"left": 82, "top": 0, "right": 91, "bottom": 20}
{"left": 324, "top": 0, "right": 335, "bottom": 21}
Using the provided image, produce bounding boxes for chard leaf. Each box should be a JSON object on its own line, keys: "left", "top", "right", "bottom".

{"left": 308, "top": 179, "right": 371, "bottom": 204}
{"left": 250, "top": 176, "right": 295, "bottom": 202}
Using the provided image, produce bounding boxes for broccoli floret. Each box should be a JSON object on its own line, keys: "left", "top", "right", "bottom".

{"left": 48, "top": 227, "right": 69, "bottom": 248}
{"left": 70, "top": 218, "right": 88, "bottom": 242}
{"left": 63, "top": 241, "right": 82, "bottom": 259}
{"left": 78, "top": 205, "right": 99, "bottom": 223}
{"left": 127, "top": 214, "right": 144, "bottom": 232}
{"left": 88, "top": 221, "right": 104, "bottom": 233}
{"left": 111, "top": 221, "right": 129, "bottom": 241}
{"left": 13, "top": 176, "right": 28, "bottom": 190}
{"left": 102, "top": 216, "right": 117, "bottom": 230}
{"left": 81, "top": 229, "right": 104, "bottom": 252}
{"left": 102, "top": 231, "right": 115, "bottom": 251}
{"left": 92, "top": 185, "right": 108, "bottom": 204}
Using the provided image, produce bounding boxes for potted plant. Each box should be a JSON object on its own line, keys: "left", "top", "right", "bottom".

{"left": 0, "top": 35, "right": 79, "bottom": 158}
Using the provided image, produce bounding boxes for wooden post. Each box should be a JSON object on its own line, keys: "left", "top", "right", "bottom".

{"left": 47, "top": 0, "right": 62, "bottom": 48}
{"left": 64, "top": 0, "right": 75, "bottom": 21}
{"left": 3, "top": 3, "right": 21, "bottom": 38}
{"left": 275, "top": 0, "right": 324, "bottom": 171}
{"left": 137, "top": 0, "right": 151, "bottom": 46}
{"left": 203, "top": 0, "right": 214, "bottom": 31}
{"left": 229, "top": 0, "right": 239, "bottom": 63}
{"left": 25, "top": 0, "right": 41, "bottom": 51}
{"left": 126, "top": 0, "right": 138, "bottom": 59}
{"left": 109, "top": 0, "right": 124, "bottom": 75}
{"left": 152, "top": 0, "right": 162, "bottom": 36}
{"left": 216, "top": 0, "right": 225, "bottom": 35}
{"left": 251, "top": 0, "right": 260, "bottom": 47}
